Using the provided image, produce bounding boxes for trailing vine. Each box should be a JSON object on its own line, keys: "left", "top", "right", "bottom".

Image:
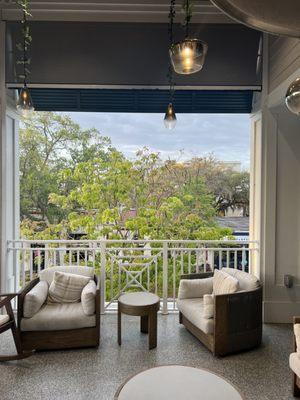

{"left": 15, "top": 0, "right": 32, "bottom": 83}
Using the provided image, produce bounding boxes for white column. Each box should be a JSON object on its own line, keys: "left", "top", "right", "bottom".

{"left": 0, "top": 20, "right": 7, "bottom": 293}
{"left": 0, "top": 20, "right": 20, "bottom": 293}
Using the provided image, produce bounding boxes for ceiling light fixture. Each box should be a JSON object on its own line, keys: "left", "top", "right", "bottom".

{"left": 169, "top": 0, "right": 208, "bottom": 75}
{"left": 164, "top": 0, "right": 177, "bottom": 129}
{"left": 286, "top": 78, "right": 300, "bottom": 115}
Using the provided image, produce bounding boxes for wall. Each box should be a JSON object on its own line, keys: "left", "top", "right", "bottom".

{"left": 260, "top": 34, "right": 300, "bottom": 322}
{"left": 269, "top": 35, "right": 300, "bottom": 93}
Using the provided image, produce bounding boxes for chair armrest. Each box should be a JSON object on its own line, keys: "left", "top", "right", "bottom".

{"left": 0, "top": 293, "right": 18, "bottom": 308}
{"left": 214, "top": 286, "right": 262, "bottom": 356}
{"left": 17, "top": 278, "right": 40, "bottom": 326}
{"left": 180, "top": 272, "right": 213, "bottom": 280}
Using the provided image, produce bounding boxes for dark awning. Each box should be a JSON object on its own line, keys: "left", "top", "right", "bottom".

{"left": 28, "top": 88, "right": 254, "bottom": 113}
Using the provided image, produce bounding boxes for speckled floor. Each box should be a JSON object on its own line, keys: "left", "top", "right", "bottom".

{"left": 0, "top": 314, "right": 295, "bottom": 400}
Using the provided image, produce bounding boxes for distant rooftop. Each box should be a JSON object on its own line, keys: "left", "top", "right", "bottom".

{"left": 216, "top": 217, "right": 249, "bottom": 232}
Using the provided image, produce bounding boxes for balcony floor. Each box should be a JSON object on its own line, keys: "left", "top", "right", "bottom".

{"left": 0, "top": 314, "right": 294, "bottom": 400}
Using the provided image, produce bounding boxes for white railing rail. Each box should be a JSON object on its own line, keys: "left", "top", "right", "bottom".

{"left": 7, "top": 239, "right": 259, "bottom": 314}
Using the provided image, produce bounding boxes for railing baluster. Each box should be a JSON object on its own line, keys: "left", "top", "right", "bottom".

{"left": 226, "top": 250, "right": 230, "bottom": 268}
{"left": 100, "top": 241, "right": 106, "bottom": 315}
{"left": 219, "top": 250, "right": 222, "bottom": 270}
{"left": 162, "top": 242, "right": 168, "bottom": 315}
{"left": 242, "top": 246, "right": 246, "bottom": 272}
{"left": 173, "top": 252, "right": 176, "bottom": 310}
{"left": 234, "top": 250, "right": 237, "bottom": 269}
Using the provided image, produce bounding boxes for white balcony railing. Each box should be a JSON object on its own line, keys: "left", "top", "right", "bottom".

{"left": 7, "top": 239, "right": 259, "bottom": 313}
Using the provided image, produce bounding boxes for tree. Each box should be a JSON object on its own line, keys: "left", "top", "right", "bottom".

{"left": 20, "top": 112, "right": 112, "bottom": 232}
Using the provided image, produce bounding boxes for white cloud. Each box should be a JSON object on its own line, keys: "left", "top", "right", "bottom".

{"left": 64, "top": 112, "right": 251, "bottom": 170}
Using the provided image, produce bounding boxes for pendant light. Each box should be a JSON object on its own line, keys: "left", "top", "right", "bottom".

{"left": 286, "top": 78, "right": 300, "bottom": 115}
{"left": 164, "top": 0, "right": 177, "bottom": 129}
{"left": 16, "top": 2, "right": 34, "bottom": 113}
{"left": 169, "top": 0, "right": 208, "bottom": 75}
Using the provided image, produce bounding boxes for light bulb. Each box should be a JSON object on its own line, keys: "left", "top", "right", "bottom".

{"left": 16, "top": 86, "right": 34, "bottom": 113}
{"left": 164, "top": 103, "right": 177, "bottom": 130}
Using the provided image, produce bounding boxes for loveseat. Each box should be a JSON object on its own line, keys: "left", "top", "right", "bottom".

{"left": 177, "top": 268, "right": 262, "bottom": 356}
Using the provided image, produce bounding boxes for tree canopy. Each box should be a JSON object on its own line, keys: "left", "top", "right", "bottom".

{"left": 20, "top": 112, "right": 249, "bottom": 240}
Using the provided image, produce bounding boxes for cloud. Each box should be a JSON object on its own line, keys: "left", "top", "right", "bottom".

{"left": 64, "top": 112, "right": 250, "bottom": 170}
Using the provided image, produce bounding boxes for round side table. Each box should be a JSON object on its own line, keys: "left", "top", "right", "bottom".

{"left": 118, "top": 292, "right": 160, "bottom": 350}
{"left": 115, "top": 365, "right": 244, "bottom": 400}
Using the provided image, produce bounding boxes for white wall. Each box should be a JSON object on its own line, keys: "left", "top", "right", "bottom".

{"left": 259, "top": 34, "right": 300, "bottom": 322}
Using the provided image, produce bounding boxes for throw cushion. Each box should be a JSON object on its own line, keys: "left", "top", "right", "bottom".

{"left": 203, "top": 294, "right": 214, "bottom": 319}
{"left": 222, "top": 268, "right": 260, "bottom": 291}
{"left": 213, "top": 269, "right": 239, "bottom": 295}
{"left": 24, "top": 280, "right": 49, "bottom": 318}
{"left": 40, "top": 266, "right": 94, "bottom": 285}
{"left": 48, "top": 271, "right": 90, "bottom": 303}
{"left": 295, "top": 324, "right": 300, "bottom": 354}
{"left": 178, "top": 277, "right": 213, "bottom": 299}
{"left": 81, "top": 280, "right": 97, "bottom": 315}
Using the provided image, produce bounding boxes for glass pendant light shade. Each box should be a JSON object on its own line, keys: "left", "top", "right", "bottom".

{"left": 170, "top": 38, "right": 208, "bottom": 75}
{"left": 164, "top": 103, "right": 177, "bottom": 129}
{"left": 16, "top": 86, "right": 34, "bottom": 113}
{"left": 286, "top": 78, "right": 300, "bottom": 115}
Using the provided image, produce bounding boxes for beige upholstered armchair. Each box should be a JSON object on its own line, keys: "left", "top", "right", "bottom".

{"left": 177, "top": 268, "right": 262, "bottom": 356}
{"left": 290, "top": 317, "right": 300, "bottom": 397}
{"left": 18, "top": 266, "right": 100, "bottom": 351}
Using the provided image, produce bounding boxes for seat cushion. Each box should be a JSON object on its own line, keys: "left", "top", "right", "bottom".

{"left": 213, "top": 269, "right": 239, "bottom": 295}
{"left": 81, "top": 280, "right": 97, "bottom": 316}
{"left": 20, "top": 302, "right": 96, "bottom": 331}
{"left": 39, "top": 266, "right": 94, "bottom": 285}
{"left": 222, "top": 268, "right": 260, "bottom": 291}
{"left": 48, "top": 271, "right": 90, "bottom": 303}
{"left": 0, "top": 314, "right": 10, "bottom": 326}
{"left": 24, "top": 280, "right": 49, "bottom": 318}
{"left": 178, "top": 277, "right": 213, "bottom": 300}
{"left": 290, "top": 353, "right": 300, "bottom": 377}
{"left": 177, "top": 298, "right": 214, "bottom": 334}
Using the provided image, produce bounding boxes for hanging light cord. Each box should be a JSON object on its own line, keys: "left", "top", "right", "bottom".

{"left": 184, "top": 0, "right": 192, "bottom": 38}
{"left": 168, "top": 0, "right": 176, "bottom": 103}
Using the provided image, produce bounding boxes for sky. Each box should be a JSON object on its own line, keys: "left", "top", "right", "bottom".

{"left": 66, "top": 112, "right": 251, "bottom": 170}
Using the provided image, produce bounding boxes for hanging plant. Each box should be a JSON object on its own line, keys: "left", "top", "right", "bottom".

{"left": 15, "top": 0, "right": 34, "bottom": 112}
{"left": 15, "top": 0, "right": 32, "bottom": 82}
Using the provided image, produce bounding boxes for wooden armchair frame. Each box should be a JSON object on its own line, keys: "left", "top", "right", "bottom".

{"left": 0, "top": 293, "right": 33, "bottom": 361}
{"left": 179, "top": 272, "right": 263, "bottom": 356}
{"left": 18, "top": 276, "right": 100, "bottom": 351}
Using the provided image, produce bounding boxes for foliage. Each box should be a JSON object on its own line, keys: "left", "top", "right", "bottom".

{"left": 15, "top": 0, "right": 32, "bottom": 82}
{"left": 20, "top": 112, "right": 249, "bottom": 241}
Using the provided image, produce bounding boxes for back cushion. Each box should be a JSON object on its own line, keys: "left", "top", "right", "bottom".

{"left": 48, "top": 271, "right": 90, "bottom": 303}
{"left": 24, "top": 280, "right": 49, "bottom": 318}
{"left": 213, "top": 269, "right": 239, "bottom": 295}
{"left": 222, "top": 268, "right": 260, "bottom": 291}
{"left": 40, "top": 266, "right": 94, "bottom": 285}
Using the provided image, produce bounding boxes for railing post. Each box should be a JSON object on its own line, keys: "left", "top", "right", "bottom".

{"left": 162, "top": 241, "right": 169, "bottom": 315}
{"left": 100, "top": 241, "right": 106, "bottom": 315}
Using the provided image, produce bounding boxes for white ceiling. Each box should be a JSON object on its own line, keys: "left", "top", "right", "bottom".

{"left": 0, "top": 0, "right": 232, "bottom": 23}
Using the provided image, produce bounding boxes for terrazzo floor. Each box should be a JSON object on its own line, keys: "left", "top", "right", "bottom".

{"left": 0, "top": 314, "right": 295, "bottom": 400}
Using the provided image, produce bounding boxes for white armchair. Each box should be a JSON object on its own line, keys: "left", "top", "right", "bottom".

{"left": 177, "top": 268, "right": 262, "bottom": 356}
{"left": 18, "top": 266, "right": 100, "bottom": 351}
